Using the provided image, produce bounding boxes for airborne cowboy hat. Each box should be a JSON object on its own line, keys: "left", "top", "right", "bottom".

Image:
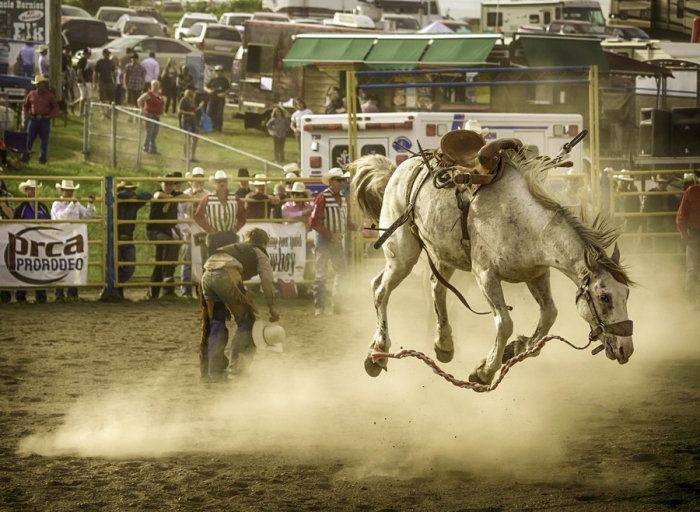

{"left": 18, "top": 179, "right": 42, "bottom": 194}
{"left": 252, "top": 320, "right": 286, "bottom": 353}
{"left": 209, "top": 170, "right": 231, "bottom": 183}
{"left": 55, "top": 179, "right": 80, "bottom": 190}
{"left": 322, "top": 168, "right": 350, "bottom": 185}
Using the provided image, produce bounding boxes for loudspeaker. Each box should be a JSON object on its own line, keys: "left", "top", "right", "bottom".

{"left": 638, "top": 108, "right": 671, "bottom": 156}
{"left": 671, "top": 107, "right": 700, "bottom": 157}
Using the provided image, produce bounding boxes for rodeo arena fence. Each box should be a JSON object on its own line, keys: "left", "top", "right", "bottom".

{"left": 0, "top": 173, "right": 371, "bottom": 299}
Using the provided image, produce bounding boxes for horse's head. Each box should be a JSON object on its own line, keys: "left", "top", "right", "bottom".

{"left": 575, "top": 244, "right": 633, "bottom": 364}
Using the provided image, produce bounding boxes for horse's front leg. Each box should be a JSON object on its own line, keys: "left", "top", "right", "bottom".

{"left": 502, "top": 270, "right": 558, "bottom": 362}
{"left": 430, "top": 262, "right": 456, "bottom": 363}
{"left": 365, "top": 236, "right": 421, "bottom": 377}
{"left": 470, "top": 270, "right": 512, "bottom": 385}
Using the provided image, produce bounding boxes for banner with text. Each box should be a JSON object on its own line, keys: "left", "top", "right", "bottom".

{"left": 192, "top": 222, "right": 307, "bottom": 282}
{"left": 0, "top": 223, "right": 89, "bottom": 287}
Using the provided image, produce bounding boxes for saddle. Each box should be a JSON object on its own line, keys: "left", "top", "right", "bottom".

{"left": 434, "top": 130, "right": 507, "bottom": 190}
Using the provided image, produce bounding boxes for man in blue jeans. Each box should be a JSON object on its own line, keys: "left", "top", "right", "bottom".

{"left": 22, "top": 75, "right": 58, "bottom": 165}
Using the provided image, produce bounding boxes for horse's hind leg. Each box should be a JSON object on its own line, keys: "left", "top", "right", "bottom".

{"left": 430, "top": 262, "right": 456, "bottom": 363}
{"left": 365, "top": 231, "right": 422, "bottom": 377}
{"left": 502, "top": 270, "right": 558, "bottom": 362}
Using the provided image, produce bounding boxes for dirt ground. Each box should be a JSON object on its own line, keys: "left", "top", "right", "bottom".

{"left": 1, "top": 267, "right": 699, "bottom": 512}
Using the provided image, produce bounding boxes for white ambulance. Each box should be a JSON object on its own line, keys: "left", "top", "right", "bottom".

{"left": 299, "top": 111, "right": 584, "bottom": 178}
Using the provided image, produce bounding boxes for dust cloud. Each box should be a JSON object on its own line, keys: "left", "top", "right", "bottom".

{"left": 18, "top": 257, "right": 696, "bottom": 483}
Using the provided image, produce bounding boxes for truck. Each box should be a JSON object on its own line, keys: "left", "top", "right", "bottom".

{"left": 299, "top": 111, "right": 584, "bottom": 177}
{"left": 261, "top": 0, "right": 442, "bottom": 26}
{"left": 481, "top": 0, "right": 605, "bottom": 34}
{"left": 235, "top": 20, "right": 370, "bottom": 129}
{"left": 608, "top": 0, "right": 700, "bottom": 38}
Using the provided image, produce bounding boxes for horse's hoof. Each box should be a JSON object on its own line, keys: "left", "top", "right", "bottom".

{"left": 364, "top": 357, "right": 384, "bottom": 378}
{"left": 468, "top": 371, "right": 488, "bottom": 385}
{"left": 434, "top": 345, "right": 454, "bottom": 363}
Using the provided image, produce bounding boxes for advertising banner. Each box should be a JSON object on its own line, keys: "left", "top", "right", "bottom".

{"left": 0, "top": 1, "right": 49, "bottom": 76}
{"left": 0, "top": 223, "right": 89, "bottom": 287}
{"left": 192, "top": 222, "right": 307, "bottom": 282}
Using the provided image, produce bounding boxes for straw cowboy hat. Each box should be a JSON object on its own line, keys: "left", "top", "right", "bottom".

{"left": 283, "top": 162, "right": 300, "bottom": 174}
{"left": 251, "top": 174, "right": 267, "bottom": 186}
{"left": 464, "top": 119, "right": 490, "bottom": 137}
{"left": 615, "top": 173, "right": 633, "bottom": 182}
{"left": 291, "top": 181, "right": 307, "bottom": 193}
{"left": 116, "top": 180, "right": 138, "bottom": 190}
{"left": 285, "top": 172, "right": 299, "bottom": 180}
{"left": 653, "top": 174, "right": 670, "bottom": 183}
{"left": 252, "top": 320, "right": 286, "bottom": 353}
{"left": 186, "top": 166, "right": 204, "bottom": 179}
{"left": 55, "top": 179, "right": 80, "bottom": 191}
{"left": 18, "top": 179, "right": 42, "bottom": 194}
{"left": 322, "top": 168, "right": 350, "bottom": 185}
{"left": 209, "top": 170, "right": 231, "bottom": 183}
{"left": 31, "top": 75, "right": 48, "bottom": 85}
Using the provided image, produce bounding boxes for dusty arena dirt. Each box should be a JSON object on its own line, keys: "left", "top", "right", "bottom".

{"left": 1, "top": 267, "right": 700, "bottom": 511}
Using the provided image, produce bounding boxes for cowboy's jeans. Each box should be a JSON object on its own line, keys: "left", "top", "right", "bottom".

{"left": 313, "top": 234, "right": 347, "bottom": 311}
{"left": 685, "top": 229, "right": 700, "bottom": 306}
{"left": 143, "top": 113, "right": 160, "bottom": 153}
{"left": 207, "top": 319, "right": 229, "bottom": 380}
{"left": 26, "top": 117, "right": 50, "bottom": 163}
{"left": 118, "top": 244, "right": 136, "bottom": 284}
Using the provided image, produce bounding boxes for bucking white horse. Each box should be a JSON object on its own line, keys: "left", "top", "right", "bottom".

{"left": 350, "top": 134, "right": 634, "bottom": 384}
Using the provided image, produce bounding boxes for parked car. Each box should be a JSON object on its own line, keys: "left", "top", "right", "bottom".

{"left": 62, "top": 18, "right": 109, "bottom": 54}
{"left": 173, "top": 12, "right": 217, "bottom": 39}
{"left": 61, "top": 5, "right": 92, "bottom": 19}
{"left": 381, "top": 13, "right": 421, "bottom": 32}
{"left": 603, "top": 24, "right": 650, "bottom": 41}
{"left": 546, "top": 20, "right": 607, "bottom": 38}
{"left": 113, "top": 15, "right": 165, "bottom": 38}
{"left": 135, "top": 9, "right": 171, "bottom": 36}
{"left": 182, "top": 23, "right": 242, "bottom": 57}
{"left": 95, "top": 6, "right": 138, "bottom": 29}
{"left": 219, "top": 12, "right": 253, "bottom": 32}
{"left": 439, "top": 19, "right": 473, "bottom": 33}
{"left": 87, "top": 36, "right": 203, "bottom": 70}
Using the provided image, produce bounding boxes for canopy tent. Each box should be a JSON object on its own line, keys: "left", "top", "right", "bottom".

{"left": 417, "top": 21, "right": 453, "bottom": 34}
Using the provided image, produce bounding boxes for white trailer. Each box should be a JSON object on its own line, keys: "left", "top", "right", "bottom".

{"left": 299, "top": 111, "right": 584, "bottom": 178}
{"left": 481, "top": 0, "right": 605, "bottom": 33}
{"left": 262, "top": 0, "right": 442, "bottom": 25}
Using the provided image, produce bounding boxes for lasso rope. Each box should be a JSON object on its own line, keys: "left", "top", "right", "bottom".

{"left": 369, "top": 334, "right": 593, "bottom": 393}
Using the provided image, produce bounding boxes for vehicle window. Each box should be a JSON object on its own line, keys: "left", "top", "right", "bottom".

{"left": 395, "top": 19, "right": 420, "bottom": 30}
{"left": 529, "top": 15, "right": 540, "bottom": 24}
{"left": 188, "top": 24, "right": 203, "bottom": 37}
{"left": 231, "top": 16, "right": 251, "bottom": 25}
{"left": 361, "top": 144, "right": 386, "bottom": 157}
{"left": 207, "top": 27, "right": 241, "bottom": 41}
{"left": 108, "top": 37, "right": 139, "bottom": 50}
{"left": 544, "top": 13, "right": 551, "bottom": 24}
{"left": 135, "top": 23, "right": 164, "bottom": 37}
{"left": 246, "top": 44, "right": 274, "bottom": 75}
{"left": 138, "top": 11, "right": 165, "bottom": 24}
{"left": 487, "top": 12, "right": 503, "bottom": 27}
{"left": 563, "top": 25, "right": 576, "bottom": 33}
{"left": 140, "top": 39, "right": 158, "bottom": 52}
{"left": 99, "top": 11, "right": 129, "bottom": 23}
{"left": 156, "top": 40, "right": 190, "bottom": 54}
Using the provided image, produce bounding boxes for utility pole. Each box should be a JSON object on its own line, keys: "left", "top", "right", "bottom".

{"left": 50, "top": 0, "right": 63, "bottom": 99}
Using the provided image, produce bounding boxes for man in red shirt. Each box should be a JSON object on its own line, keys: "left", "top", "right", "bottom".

{"left": 309, "top": 167, "right": 354, "bottom": 316}
{"left": 676, "top": 173, "right": 700, "bottom": 310}
{"left": 22, "top": 75, "right": 58, "bottom": 164}
{"left": 137, "top": 80, "right": 165, "bottom": 154}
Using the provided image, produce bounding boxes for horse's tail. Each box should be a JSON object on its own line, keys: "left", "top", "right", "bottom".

{"left": 349, "top": 154, "right": 397, "bottom": 224}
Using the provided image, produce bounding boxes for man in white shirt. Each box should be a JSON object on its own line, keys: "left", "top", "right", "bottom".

{"left": 179, "top": 166, "right": 208, "bottom": 297}
{"left": 140, "top": 52, "right": 160, "bottom": 91}
{"left": 51, "top": 179, "right": 95, "bottom": 300}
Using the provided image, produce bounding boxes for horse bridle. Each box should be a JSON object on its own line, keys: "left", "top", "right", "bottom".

{"left": 575, "top": 272, "right": 634, "bottom": 353}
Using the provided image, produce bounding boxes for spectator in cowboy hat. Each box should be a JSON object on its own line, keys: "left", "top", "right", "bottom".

{"left": 22, "top": 75, "right": 58, "bottom": 165}
{"left": 282, "top": 181, "right": 312, "bottom": 223}
{"left": 13, "top": 179, "right": 49, "bottom": 304}
{"left": 245, "top": 174, "right": 281, "bottom": 220}
{"left": 204, "top": 64, "right": 230, "bottom": 132}
{"left": 194, "top": 169, "right": 247, "bottom": 256}
{"left": 234, "top": 168, "right": 251, "bottom": 199}
{"left": 51, "top": 180, "right": 95, "bottom": 301}
{"left": 179, "top": 167, "right": 208, "bottom": 298}
{"left": 199, "top": 227, "right": 281, "bottom": 382}
{"left": 37, "top": 46, "right": 49, "bottom": 77}
{"left": 309, "top": 167, "right": 356, "bottom": 316}
{"left": 100, "top": 181, "right": 153, "bottom": 300}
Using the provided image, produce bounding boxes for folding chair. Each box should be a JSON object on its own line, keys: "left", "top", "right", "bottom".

{"left": 3, "top": 130, "right": 31, "bottom": 167}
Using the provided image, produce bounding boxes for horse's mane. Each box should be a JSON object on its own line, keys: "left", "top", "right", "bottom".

{"left": 507, "top": 150, "right": 633, "bottom": 286}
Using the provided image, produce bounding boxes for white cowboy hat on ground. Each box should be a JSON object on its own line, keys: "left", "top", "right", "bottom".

{"left": 55, "top": 179, "right": 80, "bottom": 191}
{"left": 19, "top": 179, "right": 42, "bottom": 194}
{"left": 283, "top": 163, "right": 300, "bottom": 174}
{"left": 251, "top": 174, "right": 267, "bottom": 186}
{"left": 208, "top": 170, "right": 231, "bottom": 183}
{"left": 291, "top": 181, "right": 307, "bottom": 193}
{"left": 463, "top": 119, "right": 490, "bottom": 137}
{"left": 31, "top": 75, "right": 48, "bottom": 85}
{"left": 186, "top": 166, "right": 204, "bottom": 179}
{"left": 252, "top": 320, "right": 285, "bottom": 353}
{"left": 322, "top": 168, "right": 350, "bottom": 185}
